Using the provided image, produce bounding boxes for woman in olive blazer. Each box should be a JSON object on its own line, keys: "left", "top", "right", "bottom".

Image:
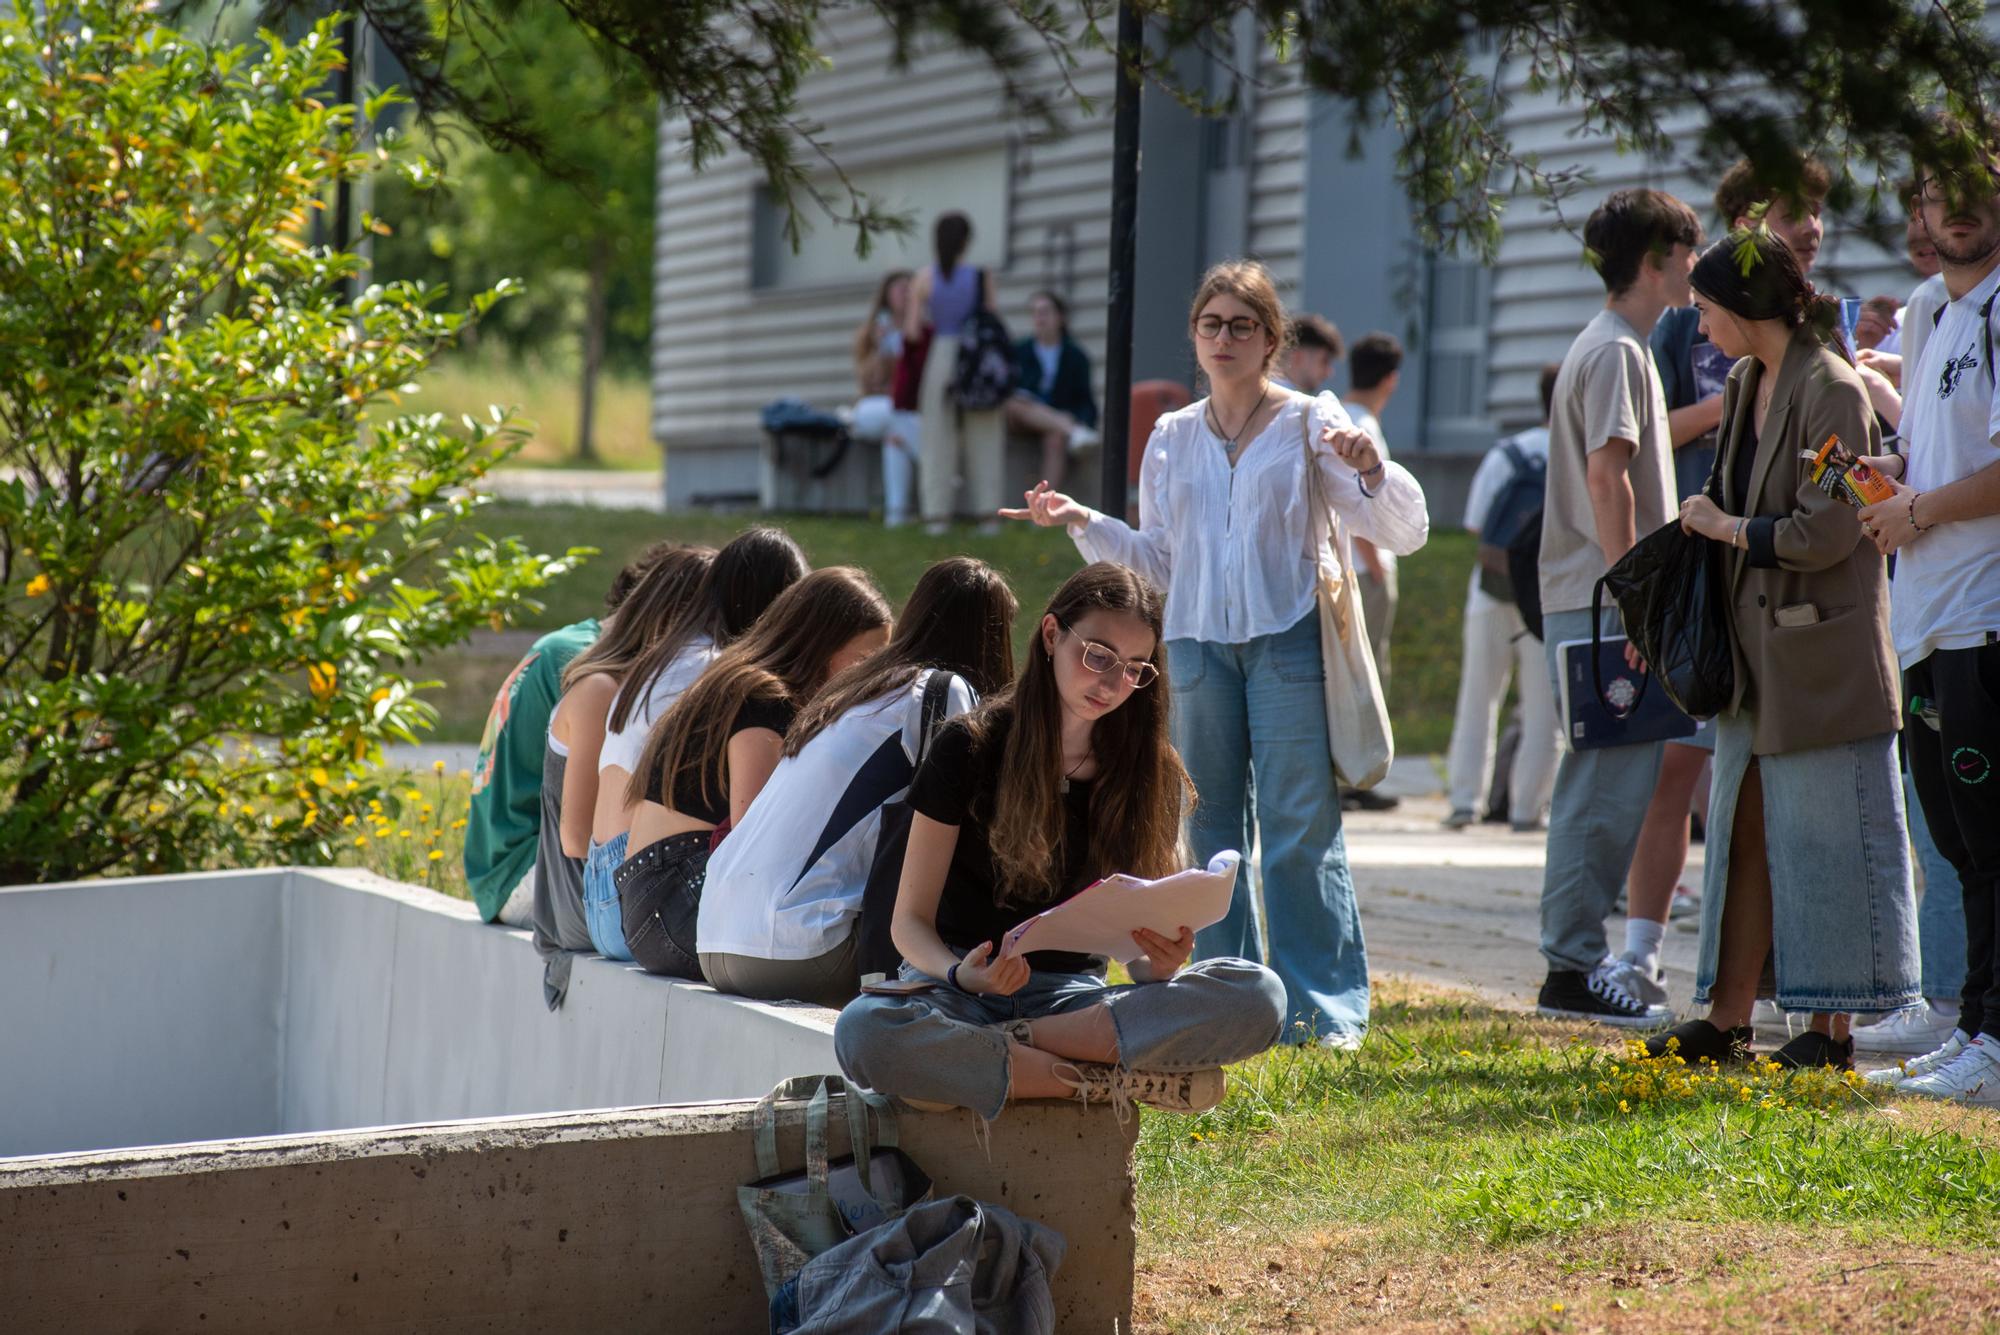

{"left": 1645, "top": 229, "right": 1919, "bottom": 1072}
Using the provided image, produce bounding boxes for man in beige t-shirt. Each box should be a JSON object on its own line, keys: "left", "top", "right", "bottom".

{"left": 1533, "top": 187, "right": 1698, "bottom": 1031}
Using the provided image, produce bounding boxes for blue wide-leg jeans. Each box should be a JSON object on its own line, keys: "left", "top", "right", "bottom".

{"left": 1170, "top": 608, "right": 1367, "bottom": 1044}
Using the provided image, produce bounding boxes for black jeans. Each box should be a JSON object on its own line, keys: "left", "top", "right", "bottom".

{"left": 1904, "top": 642, "right": 2000, "bottom": 1040}
{"left": 612, "top": 830, "right": 711, "bottom": 979}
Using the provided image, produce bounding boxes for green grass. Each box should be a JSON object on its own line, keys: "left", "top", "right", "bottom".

{"left": 1137, "top": 992, "right": 2000, "bottom": 1249}
{"left": 1130, "top": 983, "right": 2000, "bottom": 1329}
{"left": 409, "top": 349, "right": 658, "bottom": 471}
{"left": 427, "top": 502, "right": 1478, "bottom": 751}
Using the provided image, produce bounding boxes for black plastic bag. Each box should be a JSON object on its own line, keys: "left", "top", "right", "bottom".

{"left": 1590, "top": 518, "right": 1735, "bottom": 720}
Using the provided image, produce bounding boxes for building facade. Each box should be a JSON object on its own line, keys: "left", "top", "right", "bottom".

{"left": 651, "top": 16, "right": 1924, "bottom": 510}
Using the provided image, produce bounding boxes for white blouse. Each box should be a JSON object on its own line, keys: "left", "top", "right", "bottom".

{"left": 1070, "top": 390, "right": 1429, "bottom": 645}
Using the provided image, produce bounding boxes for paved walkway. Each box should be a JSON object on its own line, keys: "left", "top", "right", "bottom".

{"left": 479, "top": 468, "right": 663, "bottom": 511}
{"left": 1344, "top": 791, "right": 1705, "bottom": 1015}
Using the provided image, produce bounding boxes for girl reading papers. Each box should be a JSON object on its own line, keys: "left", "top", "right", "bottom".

{"left": 834, "top": 563, "right": 1287, "bottom": 1120}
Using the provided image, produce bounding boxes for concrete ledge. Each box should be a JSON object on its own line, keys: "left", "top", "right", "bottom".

{"left": 1, "top": 867, "right": 844, "bottom": 1157}
{"left": 0, "top": 1098, "right": 1137, "bottom": 1333}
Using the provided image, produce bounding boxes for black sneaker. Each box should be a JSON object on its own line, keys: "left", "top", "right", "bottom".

{"left": 1341, "top": 787, "right": 1401, "bottom": 812}
{"left": 1773, "top": 1030, "right": 1855, "bottom": 1071}
{"left": 1536, "top": 964, "right": 1672, "bottom": 1029}
{"left": 1644, "top": 1018, "right": 1754, "bottom": 1064}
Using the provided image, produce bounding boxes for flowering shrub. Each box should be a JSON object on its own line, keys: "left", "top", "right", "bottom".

{"left": 0, "top": 2, "right": 583, "bottom": 882}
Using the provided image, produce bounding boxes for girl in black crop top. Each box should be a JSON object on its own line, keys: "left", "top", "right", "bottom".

{"left": 834, "top": 563, "right": 1288, "bottom": 1119}
{"left": 613, "top": 567, "right": 891, "bottom": 975}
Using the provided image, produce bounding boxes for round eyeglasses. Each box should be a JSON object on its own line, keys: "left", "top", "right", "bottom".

{"left": 1194, "top": 315, "right": 1264, "bottom": 343}
{"left": 1056, "top": 616, "right": 1158, "bottom": 688}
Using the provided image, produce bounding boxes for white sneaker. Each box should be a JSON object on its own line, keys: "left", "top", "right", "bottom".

{"left": 1067, "top": 423, "right": 1100, "bottom": 453}
{"left": 1609, "top": 954, "right": 1670, "bottom": 1009}
{"left": 1852, "top": 1002, "right": 1960, "bottom": 1056}
{"left": 1864, "top": 1029, "right": 1969, "bottom": 1088}
{"left": 1318, "top": 1030, "right": 1364, "bottom": 1052}
{"left": 1900, "top": 1036, "right": 2000, "bottom": 1105}
{"left": 1667, "top": 885, "right": 1701, "bottom": 920}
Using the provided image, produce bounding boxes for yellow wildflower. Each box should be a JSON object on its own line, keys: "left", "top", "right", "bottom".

{"left": 310, "top": 767, "right": 329, "bottom": 788}
{"left": 25, "top": 573, "right": 51, "bottom": 597}
{"left": 354, "top": 835, "right": 369, "bottom": 848}
{"left": 432, "top": 759, "right": 447, "bottom": 774}
{"left": 428, "top": 849, "right": 443, "bottom": 862}
{"left": 341, "top": 813, "right": 357, "bottom": 827}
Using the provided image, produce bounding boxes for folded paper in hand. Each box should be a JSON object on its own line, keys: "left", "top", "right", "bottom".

{"left": 1002, "top": 850, "right": 1241, "bottom": 964}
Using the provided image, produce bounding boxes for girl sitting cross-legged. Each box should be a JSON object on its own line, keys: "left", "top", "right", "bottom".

{"left": 618, "top": 567, "right": 893, "bottom": 977}
{"left": 833, "top": 562, "right": 1288, "bottom": 1120}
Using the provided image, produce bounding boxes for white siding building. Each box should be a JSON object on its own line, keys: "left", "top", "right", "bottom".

{"left": 651, "top": 18, "right": 1929, "bottom": 513}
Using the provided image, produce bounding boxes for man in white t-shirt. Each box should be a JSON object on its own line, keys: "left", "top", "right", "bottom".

{"left": 1443, "top": 365, "right": 1561, "bottom": 833}
{"left": 1855, "top": 153, "right": 2000, "bottom": 1104}
{"left": 1533, "top": 187, "right": 1699, "bottom": 1030}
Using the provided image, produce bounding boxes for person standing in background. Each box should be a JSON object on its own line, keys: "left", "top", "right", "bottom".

{"left": 1001, "top": 260, "right": 1430, "bottom": 1051}
{"left": 906, "top": 212, "right": 1005, "bottom": 537}
{"left": 1005, "top": 290, "right": 1099, "bottom": 491}
{"left": 1855, "top": 151, "right": 2000, "bottom": 1105}
{"left": 1621, "top": 159, "right": 1829, "bottom": 1009}
{"left": 1341, "top": 332, "right": 1407, "bottom": 814}
{"left": 1443, "top": 365, "right": 1562, "bottom": 833}
{"left": 1858, "top": 196, "right": 1951, "bottom": 392}
{"left": 1275, "top": 314, "right": 1344, "bottom": 395}
{"left": 852, "top": 270, "right": 919, "bottom": 527}
{"left": 1535, "top": 187, "right": 1699, "bottom": 1030}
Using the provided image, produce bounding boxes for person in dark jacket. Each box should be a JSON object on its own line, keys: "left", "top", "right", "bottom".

{"left": 1005, "top": 290, "right": 1099, "bottom": 490}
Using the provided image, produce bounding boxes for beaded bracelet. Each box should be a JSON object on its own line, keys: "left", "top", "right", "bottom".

{"left": 1909, "top": 491, "right": 1932, "bottom": 534}
{"left": 1356, "top": 462, "right": 1386, "bottom": 498}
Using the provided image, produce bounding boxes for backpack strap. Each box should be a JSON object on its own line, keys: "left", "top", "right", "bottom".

{"left": 913, "top": 671, "right": 959, "bottom": 770}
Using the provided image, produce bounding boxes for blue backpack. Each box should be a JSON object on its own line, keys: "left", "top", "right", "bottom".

{"left": 1475, "top": 438, "right": 1547, "bottom": 608}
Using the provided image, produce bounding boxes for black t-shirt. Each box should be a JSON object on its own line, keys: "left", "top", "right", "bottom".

{"left": 907, "top": 712, "right": 1100, "bottom": 975}
{"left": 643, "top": 693, "right": 796, "bottom": 825}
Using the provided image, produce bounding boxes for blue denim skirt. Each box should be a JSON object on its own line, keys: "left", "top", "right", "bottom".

{"left": 1693, "top": 715, "right": 1920, "bottom": 1012}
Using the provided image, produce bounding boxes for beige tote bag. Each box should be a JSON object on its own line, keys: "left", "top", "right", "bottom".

{"left": 1299, "top": 408, "right": 1394, "bottom": 789}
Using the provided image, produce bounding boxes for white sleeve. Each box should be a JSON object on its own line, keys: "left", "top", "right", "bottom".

{"left": 1069, "top": 418, "right": 1176, "bottom": 589}
{"left": 1312, "top": 392, "right": 1430, "bottom": 556}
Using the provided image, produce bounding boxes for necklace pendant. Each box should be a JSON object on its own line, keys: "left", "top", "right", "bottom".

{"left": 1058, "top": 776, "right": 1070, "bottom": 795}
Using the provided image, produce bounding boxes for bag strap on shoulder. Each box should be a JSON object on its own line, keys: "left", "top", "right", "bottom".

{"left": 1299, "top": 400, "right": 1358, "bottom": 583}
{"left": 914, "top": 671, "right": 958, "bottom": 769}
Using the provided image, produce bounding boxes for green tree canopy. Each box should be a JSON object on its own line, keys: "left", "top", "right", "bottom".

{"left": 236, "top": 0, "right": 2000, "bottom": 253}
{"left": 0, "top": 0, "right": 582, "bottom": 883}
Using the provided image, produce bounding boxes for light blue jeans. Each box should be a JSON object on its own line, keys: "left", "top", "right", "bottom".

{"left": 584, "top": 831, "right": 632, "bottom": 962}
{"left": 1694, "top": 716, "right": 1920, "bottom": 1012}
{"left": 1905, "top": 762, "right": 1966, "bottom": 1000}
{"left": 1170, "top": 608, "right": 1366, "bottom": 1043}
{"left": 1539, "top": 607, "right": 1667, "bottom": 973}
{"left": 833, "top": 958, "right": 1287, "bottom": 1121}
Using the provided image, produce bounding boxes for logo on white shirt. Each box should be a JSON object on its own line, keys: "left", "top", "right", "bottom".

{"left": 1940, "top": 343, "right": 1980, "bottom": 400}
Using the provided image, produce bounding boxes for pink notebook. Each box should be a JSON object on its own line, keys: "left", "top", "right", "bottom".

{"left": 1002, "top": 851, "right": 1242, "bottom": 964}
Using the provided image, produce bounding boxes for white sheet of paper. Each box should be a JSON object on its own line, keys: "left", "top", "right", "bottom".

{"left": 1001, "top": 850, "right": 1242, "bottom": 964}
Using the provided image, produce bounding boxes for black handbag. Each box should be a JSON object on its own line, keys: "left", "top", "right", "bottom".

{"left": 1590, "top": 517, "right": 1735, "bottom": 720}
{"left": 855, "top": 672, "right": 959, "bottom": 979}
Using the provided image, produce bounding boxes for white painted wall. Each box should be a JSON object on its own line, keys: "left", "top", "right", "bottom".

{"left": 0, "top": 868, "right": 839, "bottom": 1160}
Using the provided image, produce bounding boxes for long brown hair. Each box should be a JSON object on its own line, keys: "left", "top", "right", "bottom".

{"left": 607, "top": 526, "right": 809, "bottom": 733}
{"left": 560, "top": 544, "right": 715, "bottom": 693}
{"left": 853, "top": 268, "right": 912, "bottom": 368}
{"left": 974, "top": 563, "right": 1192, "bottom": 907}
{"left": 628, "top": 567, "right": 893, "bottom": 813}
{"left": 785, "top": 557, "right": 1018, "bottom": 757}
